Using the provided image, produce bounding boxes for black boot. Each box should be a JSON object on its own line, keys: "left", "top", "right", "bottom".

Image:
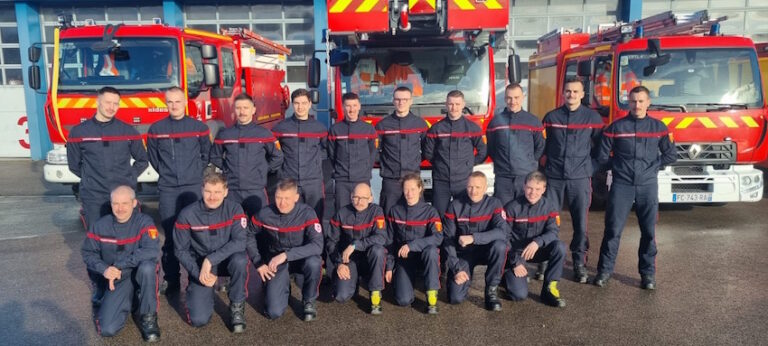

{"left": 640, "top": 275, "right": 656, "bottom": 290}
{"left": 535, "top": 261, "right": 548, "bottom": 281}
{"left": 303, "top": 301, "right": 317, "bottom": 322}
{"left": 230, "top": 302, "right": 246, "bottom": 333}
{"left": 573, "top": 265, "right": 588, "bottom": 284}
{"left": 541, "top": 281, "right": 566, "bottom": 308}
{"left": 139, "top": 313, "right": 161, "bottom": 342}
{"left": 159, "top": 279, "right": 181, "bottom": 296}
{"left": 593, "top": 272, "right": 611, "bottom": 287}
{"left": 484, "top": 286, "right": 502, "bottom": 312}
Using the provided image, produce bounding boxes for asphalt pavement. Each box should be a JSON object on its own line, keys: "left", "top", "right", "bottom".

{"left": 0, "top": 159, "right": 766, "bottom": 345}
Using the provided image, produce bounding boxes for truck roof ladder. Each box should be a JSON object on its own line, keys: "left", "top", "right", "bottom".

{"left": 593, "top": 10, "right": 728, "bottom": 43}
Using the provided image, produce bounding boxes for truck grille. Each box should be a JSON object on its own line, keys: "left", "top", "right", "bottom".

{"left": 672, "top": 183, "right": 711, "bottom": 193}
{"left": 672, "top": 166, "right": 706, "bottom": 176}
{"left": 674, "top": 142, "right": 735, "bottom": 164}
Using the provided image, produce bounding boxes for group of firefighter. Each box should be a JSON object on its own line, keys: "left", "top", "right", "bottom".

{"left": 74, "top": 76, "right": 676, "bottom": 341}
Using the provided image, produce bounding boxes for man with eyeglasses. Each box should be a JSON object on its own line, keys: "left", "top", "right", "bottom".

{"left": 375, "top": 86, "right": 429, "bottom": 213}
{"left": 327, "top": 183, "right": 387, "bottom": 314}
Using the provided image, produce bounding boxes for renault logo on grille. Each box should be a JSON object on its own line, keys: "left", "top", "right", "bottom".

{"left": 688, "top": 144, "right": 703, "bottom": 160}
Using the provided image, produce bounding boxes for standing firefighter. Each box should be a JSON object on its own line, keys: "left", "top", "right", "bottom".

{"left": 328, "top": 92, "right": 378, "bottom": 212}
{"left": 67, "top": 86, "right": 149, "bottom": 229}
{"left": 593, "top": 86, "right": 677, "bottom": 290}
{"left": 147, "top": 86, "right": 211, "bottom": 295}
{"left": 210, "top": 93, "right": 284, "bottom": 217}
{"left": 423, "top": 90, "right": 487, "bottom": 215}
{"left": 541, "top": 77, "right": 603, "bottom": 283}
{"left": 375, "top": 86, "right": 429, "bottom": 213}
{"left": 486, "top": 83, "right": 545, "bottom": 206}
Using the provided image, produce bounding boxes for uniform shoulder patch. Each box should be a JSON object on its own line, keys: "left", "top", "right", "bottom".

{"left": 376, "top": 218, "right": 385, "bottom": 229}
{"left": 501, "top": 210, "right": 507, "bottom": 220}
{"left": 435, "top": 221, "right": 443, "bottom": 232}
{"left": 555, "top": 215, "right": 561, "bottom": 227}
{"left": 241, "top": 217, "right": 248, "bottom": 229}
{"left": 314, "top": 223, "right": 322, "bottom": 233}
{"left": 148, "top": 227, "right": 158, "bottom": 240}
{"left": 274, "top": 140, "right": 282, "bottom": 150}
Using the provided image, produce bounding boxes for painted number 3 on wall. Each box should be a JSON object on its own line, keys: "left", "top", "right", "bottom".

{"left": 18, "top": 116, "right": 30, "bottom": 149}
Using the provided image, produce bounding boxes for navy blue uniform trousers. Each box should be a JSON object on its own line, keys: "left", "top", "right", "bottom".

{"left": 159, "top": 184, "right": 200, "bottom": 284}
{"left": 333, "top": 245, "right": 387, "bottom": 302}
{"left": 447, "top": 240, "right": 508, "bottom": 304}
{"left": 392, "top": 245, "right": 441, "bottom": 306}
{"left": 504, "top": 240, "right": 566, "bottom": 300}
{"left": 546, "top": 177, "right": 591, "bottom": 266}
{"left": 89, "top": 261, "right": 158, "bottom": 336}
{"left": 263, "top": 255, "right": 322, "bottom": 319}
{"left": 185, "top": 252, "right": 248, "bottom": 327}
{"left": 597, "top": 182, "right": 659, "bottom": 276}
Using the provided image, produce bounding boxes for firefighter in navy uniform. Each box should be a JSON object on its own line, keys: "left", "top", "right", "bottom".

{"left": 486, "top": 83, "right": 545, "bottom": 206}
{"left": 173, "top": 169, "right": 249, "bottom": 333}
{"left": 375, "top": 86, "right": 429, "bottom": 213}
{"left": 210, "top": 93, "right": 284, "bottom": 217}
{"left": 81, "top": 186, "right": 160, "bottom": 342}
{"left": 443, "top": 172, "right": 509, "bottom": 311}
{"left": 328, "top": 183, "right": 387, "bottom": 314}
{"left": 328, "top": 92, "right": 378, "bottom": 212}
{"left": 503, "top": 171, "right": 567, "bottom": 308}
{"left": 67, "top": 86, "right": 149, "bottom": 229}
{"left": 593, "top": 86, "right": 677, "bottom": 290}
{"left": 385, "top": 173, "right": 443, "bottom": 314}
{"left": 541, "top": 77, "right": 603, "bottom": 283}
{"left": 248, "top": 178, "right": 324, "bottom": 321}
{"left": 272, "top": 89, "right": 328, "bottom": 219}
{"left": 147, "top": 87, "right": 211, "bottom": 295}
{"left": 423, "top": 90, "right": 487, "bottom": 215}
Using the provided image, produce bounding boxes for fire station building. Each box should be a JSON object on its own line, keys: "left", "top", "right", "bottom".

{"left": 0, "top": 0, "right": 766, "bottom": 160}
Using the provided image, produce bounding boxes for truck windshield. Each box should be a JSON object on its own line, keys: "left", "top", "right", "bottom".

{"left": 340, "top": 44, "right": 490, "bottom": 115}
{"left": 617, "top": 48, "right": 763, "bottom": 109}
{"left": 58, "top": 38, "right": 179, "bottom": 91}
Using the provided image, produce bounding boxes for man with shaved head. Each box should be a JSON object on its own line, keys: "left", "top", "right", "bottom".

{"left": 81, "top": 185, "right": 161, "bottom": 342}
{"left": 327, "top": 183, "right": 387, "bottom": 314}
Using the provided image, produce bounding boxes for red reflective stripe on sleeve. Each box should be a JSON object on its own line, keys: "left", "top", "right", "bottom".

{"left": 543, "top": 123, "right": 603, "bottom": 130}
{"left": 377, "top": 128, "right": 427, "bottom": 135}
{"left": 273, "top": 132, "right": 328, "bottom": 139}
{"left": 68, "top": 135, "right": 143, "bottom": 143}
{"left": 174, "top": 223, "right": 191, "bottom": 230}
{"left": 486, "top": 125, "right": 544, "bottom": 132}
{"left": 147, "top": 130, "right": 210, "bottom": 139}
{"left": 426, "top": 131, "right": 483, "bottom": 138}
{"left": 214, "top": 137, "right": 276, "bottom": 144}
{"left": 86, "top": 226, "right": 149, "bottom": 245}
{"left": 257, "top": 218, "right": 320, "bottom": 233}
{"left": 387, "top": 216, "right": 433, "bottom": 226}
{"left": 328, "top": 134, "right": 378, "bottom": 140}
{"left": 444, "top": 212, "right": 456, "bottom": 219}
{"left": 604, "top": 131, "right": 667, "bottom": 138}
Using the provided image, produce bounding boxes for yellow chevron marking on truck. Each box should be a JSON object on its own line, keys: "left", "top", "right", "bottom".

{"left": 74, "top": 98, "right": 91, "bottom": 108}
{"left": 453, "top": 0, "right": 475, "bottom": 10}
{"left": 741, "top": 116, "right": 759, "bottom": 128}
{"left": 697, "top": 117, "right": 717, "bottom": 129}
{"left": 129, "top": 97, "right": 147, "bottom": 108}
{"left": 119, "top": 100, "right": 129, "bottom": 108}
{"left": 719, "top": 117, "right": 738, "bottom": 128}
{"left": 57, "top": 98, "right": 71, "bottom": 108}
{"left": 149, "top": 97, "right": 166, "bottom": 108}
{"left": 661, "top": 117, "right": 674, "bottom": 126}
{"left": 357, "top": 0, "right": 379, "bottom": 12}
{"left": 329, "top": 0, "right": 354, "bottom": 13}
{"left": 483, "top": 0, "right": 503, "bottom": 9}
{"left": 675, "top": 117, "right": 695, "bottom": 129}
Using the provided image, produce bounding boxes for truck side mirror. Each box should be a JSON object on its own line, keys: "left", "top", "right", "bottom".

{"left": 202, "top": 44, "right": 217, "bottom": 60}
{"left": 308, "top": 57, "right": 321, "bottom": 89}
{"left": 310, "top": 89, "right": 320, "bottom": 104}
{"left": 329, "top": 49, "right": 350, "bottom": 67}
{"left": 28, "top": 65, "right": 41, "bottom": 90}
{"left": 28, "top": 46, "right": 41, "bottom": 63}
{"left": 203, "top": 63, "right": 219, "bottom": 86}
{"left": 507, "top": 54, "right": 521, "bottom": 84}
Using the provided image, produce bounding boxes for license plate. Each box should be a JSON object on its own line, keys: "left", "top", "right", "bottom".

{"left": 672, "top": 193, "right": 713, "bottom": 202}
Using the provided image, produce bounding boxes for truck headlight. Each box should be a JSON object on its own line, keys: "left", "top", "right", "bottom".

{"left": 741, "top": 175, "right": 753, "bottom": 187}
{"left": 46, "top": 150, "right": 68, "bottom": 165}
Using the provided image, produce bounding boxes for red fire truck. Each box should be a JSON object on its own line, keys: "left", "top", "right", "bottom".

{"left": 528, "top": 11, "right": 767, "bottom": 203}
{"left": 27, "top": 20, "right": 291, "bottom": 188}
{"left": 307, "top": 0, "right": 517, "bottom": 199}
